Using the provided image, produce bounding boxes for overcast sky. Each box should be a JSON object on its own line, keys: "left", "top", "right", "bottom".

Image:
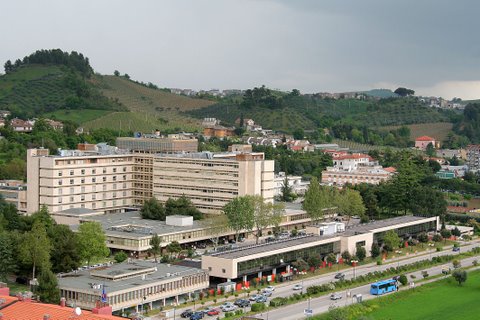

{"left": 1, "top": 0, "right": 480, "bottom": 99}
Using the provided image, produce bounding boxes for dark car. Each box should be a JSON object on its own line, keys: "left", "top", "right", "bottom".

{"left": 453, "top": 246, "right": 460, "bottom": 252}
{"left": 190, "top": 311, "right": 204, "bottom": 320}
{"left": 234, "top": 299, "right": 250, "bottom": 307}
{"left": 181, "top": 309, "right": 193, "bottom": 318}
{"left": 334, "top": 273, "right": 345, "bottom": 280}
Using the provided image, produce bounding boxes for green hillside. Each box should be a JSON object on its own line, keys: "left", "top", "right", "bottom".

{"left": 81, "top": 75, "right": 215, "bottom": 132}
{"left": 187, "top": 95, "right": 453, "bottom": 131}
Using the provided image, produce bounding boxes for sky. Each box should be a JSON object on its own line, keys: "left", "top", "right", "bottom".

{"left": 1, "top": 0, "right": 480, "bottom": 100}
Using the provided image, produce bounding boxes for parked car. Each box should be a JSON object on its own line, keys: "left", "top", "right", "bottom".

{"left": 262, "top": 289, "right": 273, "bottom": 297}
{"left": 234, "top": 299, "right": 250, "bottom": 307}
{"left": 190, "top": 311, "right": 204, "bottom": 320}
{"left": 293, "top": 284, "right": 303, "bottom": 291}
{"left": 181, "top": 309, "right": 193, "bottom": 318}
{"left": 255, "top": 295, "right": 268, "bottom": 303}
{"left": 453, "top": 246, "right": 460, "bottom": 252}
{"left": 442, "top": 267, "right": 452, "bottom": 275}
{"left": 220, "top": 304, "right": 236, "bottom": 312}
{"left": 249, "top": 294, "right": 261, "bottom": 301}
{"left": 334, "top": 273, "right": 345, "bottom": 280}
{"left": 330, "top": 293, "right": 342, "bottom": 300}
{"left": 206, "top": 308, "right": 220, "bottom": 316}
{"left": 266, "top": 285, "right": 276, "bottom": 291}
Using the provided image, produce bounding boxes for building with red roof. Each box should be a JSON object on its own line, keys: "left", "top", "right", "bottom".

{"left": 415, "top": 136, "right": 439, "bottom": 150}
{"left": 0, "top": 283, "right": 123, "bottom": 320}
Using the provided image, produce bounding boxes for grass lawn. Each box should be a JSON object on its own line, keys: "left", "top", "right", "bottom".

{"left": 43, "top": 109, "right": 113, "bottom": 124}
{"left": 366, "top": 269, "right": 480, "bottom": 320}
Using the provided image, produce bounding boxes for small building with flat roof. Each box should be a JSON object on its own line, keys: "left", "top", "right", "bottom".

{"left": 58, "top": 260, "right": 209, "bottom": 314}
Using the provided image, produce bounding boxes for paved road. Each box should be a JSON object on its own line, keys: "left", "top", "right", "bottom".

{"left": 154, "top": 240, "right": 479, "bottom": 319}
{"left": 259, "top": 255, "right": 480, "bottom": 320}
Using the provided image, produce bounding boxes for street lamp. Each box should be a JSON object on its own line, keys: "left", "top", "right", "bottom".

{"left": 351, "top": 260, "right": 358, "bottom": 280}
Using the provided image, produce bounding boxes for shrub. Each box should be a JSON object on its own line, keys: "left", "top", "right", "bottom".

{"left": 377, "top": 259, "right": 383, "bottom": 265}
{"left": 270, "top": 297, "right": 288, "bottom": 307}
{"left": 473, "top": 259, "right": 478, "bottom": 266}
{"left": 114, "top": 251, "right": 128, "bottom": 263}
{"left": 399, "top": 274, "right": 408, "bottom": 286}
{"left": 422, "top": 271, "right": 429, "bottom": 279}
{"left": 436, "top": 246, "right": 442, "bottom": 252}
{"left": 453, "top": 259, "right": 461, "bottom": 269}
{"left": 432, "top": 234, "right": 443, "bottom": 242}
{"left": 417, "top": 232, "right": 429, "bottom": 243}
{"left": 341, "top": 250, "right": 352, "bottom": 261}
{"left": 356, "top": 246, "right": 366, "bottom": 261}
{"left": 371, "top": 242, "right": 381, "bottom": 258}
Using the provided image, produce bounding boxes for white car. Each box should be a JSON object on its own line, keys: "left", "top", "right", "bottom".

{"left": 266, "top": 285, "right": 275, "bottom": 291}
{"left": 221, "top": 304, "right": 237, "bottom": 312}
{"left": 330, "top": 293, "right": 342, "bottom": 300}
{"left": 293, "top": 284, "right": 303, "bottom": 291}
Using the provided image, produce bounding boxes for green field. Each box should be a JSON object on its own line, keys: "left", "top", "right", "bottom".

{"left": 379, "top": 122, "right": 453, "bottom": 142}
{"left": 316, "top": 269, "right": 480, "bottom": 320}
{"left": 43, "top": 109, "right": 113, "bottom": 124}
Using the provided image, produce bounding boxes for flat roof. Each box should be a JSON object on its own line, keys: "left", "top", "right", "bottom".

{"left": 342, "top": 216, "right": 436, "bottom": 236}
{"left": 80, "top": 211, "right": 205, "bottom": 238}
{"left": 208, "top": 234, "right": 340, "bottom": 260}
{"left": 58, "top": 260, "right": 206, "bottom": 293}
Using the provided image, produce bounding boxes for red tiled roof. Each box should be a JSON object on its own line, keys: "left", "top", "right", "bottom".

{"left": 384, "top": 167, "right": 397, "bottom": 173}
{"left": 415, "top": 135, "right": 435, "bottom": 141}
{"left": 0, "top": 296, "right": 123, "bottom": 320}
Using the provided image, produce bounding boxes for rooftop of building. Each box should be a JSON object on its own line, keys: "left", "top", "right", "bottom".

{"left": 54, "top": 207, "right": 103, "bottom": 217}
{"left": 58, "top": 260, "right": 206, "bottom": 293}
{"left": 0, "top": 295, "right": 122, "bottom": 320}
{"left": 77, "top": 211, "right": 206, "bottom": 238}
{"left": 415, "top": 135, "right": 436, "bottom": 141}
{"left": 207, "top": 234, "right": 340, "bottom": 260}
{"left": 342, "top": 215, "right": 435, "bottom": 236}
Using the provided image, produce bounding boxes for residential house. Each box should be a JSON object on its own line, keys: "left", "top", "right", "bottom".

{"left": 415, "top": 136, "right": 439, "bottom": 150}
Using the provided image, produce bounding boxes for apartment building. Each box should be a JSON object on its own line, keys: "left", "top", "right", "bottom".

{"left": 467, "top": 144, "right": 480, "bottom": 172}
{"left": 27, "top": 145, "right": 275, "bottom": 215}
{"left": 322, "top": 165, "right": 395, "bottom": 186}
{"left": 152, "top": 152, "right": 275, "bottom": 214}
{"left": 27, "top": 145, "right": 134, "bottom": 214}
{"left": 0, "top": 180, "right": 27, "bottom": 213}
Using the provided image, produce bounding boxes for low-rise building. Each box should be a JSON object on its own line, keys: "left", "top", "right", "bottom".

{"left": 202, "top": 216, "right": 438, "bottom": 283}
{"left": 321, "top": 165, "right": 394, "bottom": 186}
{"left": 58, "top": 260, "right": 209, "bottom": 313}
{"left": 0, "top": 180, "right": 27, "bottom": 213}
{"left": 415, "top": 136, "right": 439, "bottom": 150}
{"left": 274, "top": 172, "right": 309, "bottom": 196}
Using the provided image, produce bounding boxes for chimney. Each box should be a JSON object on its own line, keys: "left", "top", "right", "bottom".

{"left": 43, "top": 315, "right": 50, "bottom": 320}
{"left": 60, "top": 297, "right": 66, "bottom": 307}
{"left": 0, "top": 312, "right": 3, "bottom": 320}
{"left": 0, "top": 282, "right": 9, "bottom": 296}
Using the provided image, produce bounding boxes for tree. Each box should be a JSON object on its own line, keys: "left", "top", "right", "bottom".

{"left": 417, "top": 232, "right": 429, "bottom": 243}
{"left": 37, "top": 268, "right": 60, "bottom": 303}
{"left": 292, "top": 258, "right": 308, "bottom": 272}
{"left": 165, "top": 196, "right": 203, "bottom": 220}
{"left": 19, "top": 220, "right": 52, "bottom": 280}
{"left": 425, "top": 143, "right": 436, "bottom": 157}
{"left": 371, "top": 242, "right": 381, "bottom": 258}
{"left": 149, "top": 233, "right": 162, "bottom": 262}
{"left": 250, "top": 195, "right": 284, "bottom": 244}
{"left": 293, "top": 128, "right": 304, "bottom": 140}
{"left": 280, "top": 176, "right": 296, "bottom": 202}
{"left": 394, "top": 87, "right": 415, "bottom": 97}
{"left": 336, "top": 188, "right": 366, "bottom": 225}
{"left": 49, "top": 224, "right": 81, "bottom": 273}
{"left": 223, "top": 196, "right": 254, "bottom": 241}
{"left": 356, "top": 246, "right": 366, "bottom": 261}
{"left": 140, "top": 197, "right": 166, "bottom": 220}
{"left": 410, "top": 186, "right": 446, "bottom": 217}
{"left": 383, "top": 230, "right": 401, "bottom": 252}
{"left": 0, "top": 231, "right": 16, "bottom": 281}
{"left": 440, "top": 229, "right": 452, "bottom": 242}
{"left": 77, "top": 222, "right": 109, "bottom": 266}
{"left": 166, "top": 241, "right": 182, "bottom": 259}
{"left": 399, "top": 274, "right": 408, "bottom": 286}
{"left": 303, "top": 177, "right": 331, "bottom": 221}
{"left": 326, "top": 253, "right": 337, "bottom": 265}
{"left": 201, "top": 215, "right": 228, "bottom": 250}
{"left": 114, "top": 70, "right": 120, "bottom": 76}
{"left": 4, "top": 60, "right": 13, "bottom": 73}
{"left": 452, "top": 269, "right": 467, "bottom": 286}
{"left": 452, "top": 259, "right": 461, "bottom": 269}
{"left": 451, "top": 227, "right": 461, "bottom": 237}
{"left": 114, "top": 251, "right": 128, "bottom": 263}
{"left": 307, "top": 256, "right": 321, "bottom": 268}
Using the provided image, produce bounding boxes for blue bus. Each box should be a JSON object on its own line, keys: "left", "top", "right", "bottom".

{"left": 370, "top": 279, "right": 398, "bottom": 295}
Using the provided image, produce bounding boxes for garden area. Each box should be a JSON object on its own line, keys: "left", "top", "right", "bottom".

{"left": 315, "top": 269, "right": 480, "bottom": 320}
